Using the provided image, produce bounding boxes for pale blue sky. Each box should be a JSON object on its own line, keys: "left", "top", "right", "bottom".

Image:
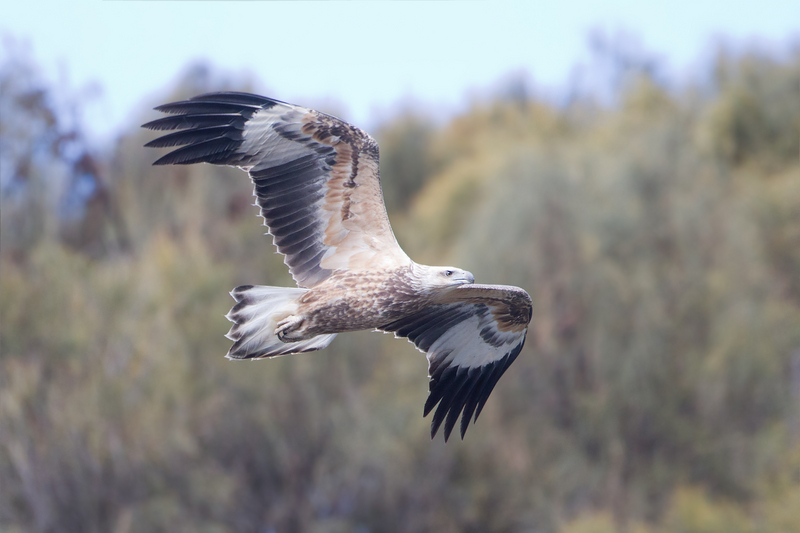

{"left": 3, "top": 0, "right": 797, "bottom": 143}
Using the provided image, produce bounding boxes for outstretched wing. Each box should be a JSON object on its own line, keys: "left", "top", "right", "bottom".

{"left": 381, "top": 284, "right": 532, "bottom": 441}
{"left": 143, "top": 92, "right": 410, "bottom": 288}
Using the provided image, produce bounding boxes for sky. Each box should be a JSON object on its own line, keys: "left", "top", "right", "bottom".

{"left": 3, "top": 0, "right": 798, "bottom": 144}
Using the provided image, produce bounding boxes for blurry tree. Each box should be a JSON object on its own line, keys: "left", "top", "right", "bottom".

{"left": 408, "top": 46, "right": 800, "bottom": 528}
{"left": 0, "top": 40, "right": 63, "bottom": 256}
{"left": 374, "top": 112, "right": 437, "bottom": 214}
{"left": 564, "top": 29, "right": 666, "bottom": 108}
{"left": 700, "top": 44, "right": 800, "bottom": 169}
{"left": 0, "top": 38, "right": 128, "bottom": 259}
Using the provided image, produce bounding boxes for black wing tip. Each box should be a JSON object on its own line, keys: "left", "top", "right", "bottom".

{"left": 428, "top": 408, "right": 464, "bottom": 442}
{"left": 141, "top": 118, "right": 161, "bottom": 130}
{"left": 426, "top": 341, "right": 526, "bottom": 442}
{"left": 143, "top": 92, "right": 281, "bottom": 166}
{"left": 150, "top": 92, "right": 279, "bottom": 113}
{"left": 146, "top": 131, "right": 243, "bottom": 167}
{"left": 425, "top": 365, "right": 468, "bottom": 442}
{"left": 187, "top": 91, "right": 279, "bottom": 106}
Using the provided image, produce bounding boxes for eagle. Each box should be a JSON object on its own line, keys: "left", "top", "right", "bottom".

{"left": 143, "top": 92, "right": 532, "bottom": 441}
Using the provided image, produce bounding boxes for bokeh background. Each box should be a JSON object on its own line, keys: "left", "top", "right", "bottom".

{"left": 2, "top": 1, "right": 799, "bottom": 532}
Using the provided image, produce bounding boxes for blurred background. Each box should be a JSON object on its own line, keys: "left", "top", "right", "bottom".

{"left": 2, "top": 1, "right": 799, "bottom": 532}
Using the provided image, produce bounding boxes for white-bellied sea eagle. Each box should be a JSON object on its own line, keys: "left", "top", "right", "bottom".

{"left": 143, "top": 93, "right": 532, "bottom": 441}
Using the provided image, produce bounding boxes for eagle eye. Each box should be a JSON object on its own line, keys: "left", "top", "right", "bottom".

{"left": 445, "top": 270, "right": 453, "bottom": 277}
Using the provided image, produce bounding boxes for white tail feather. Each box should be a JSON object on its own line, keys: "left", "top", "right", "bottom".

{"left": 224, "top": 285, "right": 336, "bottom": 359}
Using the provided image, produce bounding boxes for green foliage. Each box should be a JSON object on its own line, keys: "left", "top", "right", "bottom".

{"left": 699, "top": 47, "right": 800, "bottom": 169}
{"left": 431, "top": 66, "right": 800, "bottom": 525}
{"left": 2, "top": 43, "right": 799, "bottom": 532}
{"left": 374, "top": 112, "right": 437, "bottom": 214}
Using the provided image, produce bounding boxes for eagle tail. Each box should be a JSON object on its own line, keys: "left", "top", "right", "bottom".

{"left": 224, "top": 285, "right": 336, "bottom": 359}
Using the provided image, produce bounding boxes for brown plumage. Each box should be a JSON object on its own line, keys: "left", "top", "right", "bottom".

{"left": 143, "top": 92, "right": 532, "bottom": 441}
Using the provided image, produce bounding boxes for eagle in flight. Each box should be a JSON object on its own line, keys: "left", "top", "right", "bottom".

{"left": 143, "top": 93, "right": 532, "bottom": 441}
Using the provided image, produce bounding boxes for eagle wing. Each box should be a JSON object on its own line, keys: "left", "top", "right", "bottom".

{"left": 143, "top": 92, "right": 410, "bottom": 288}
{"left": 380, "top": 284, "right": 532, "bottom": 441}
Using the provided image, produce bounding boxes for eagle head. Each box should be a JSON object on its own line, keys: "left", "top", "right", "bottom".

{"left": 413, "top": 263, "right": 475, "bottom": 290}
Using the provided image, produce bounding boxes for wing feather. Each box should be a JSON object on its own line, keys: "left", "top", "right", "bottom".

{"left": 381, "top": 284, "right": 532, "bottom": 440}
{"left": 143, "top": 92, "right": 410, "bottom": 288}
{"left": 142, "top": 113, "right": 248, "bottom": 132}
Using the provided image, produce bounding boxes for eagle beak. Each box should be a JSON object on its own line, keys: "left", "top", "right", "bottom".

{"left": 464, "top": 271, "right": 475, "bottom": 284}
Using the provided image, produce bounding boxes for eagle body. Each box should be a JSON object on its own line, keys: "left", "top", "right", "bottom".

{"left": 278, "top": 266, "right": 430, "bottom": 339}
{"left": 144, "top": 92, "right": 533, "bottom": 440}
